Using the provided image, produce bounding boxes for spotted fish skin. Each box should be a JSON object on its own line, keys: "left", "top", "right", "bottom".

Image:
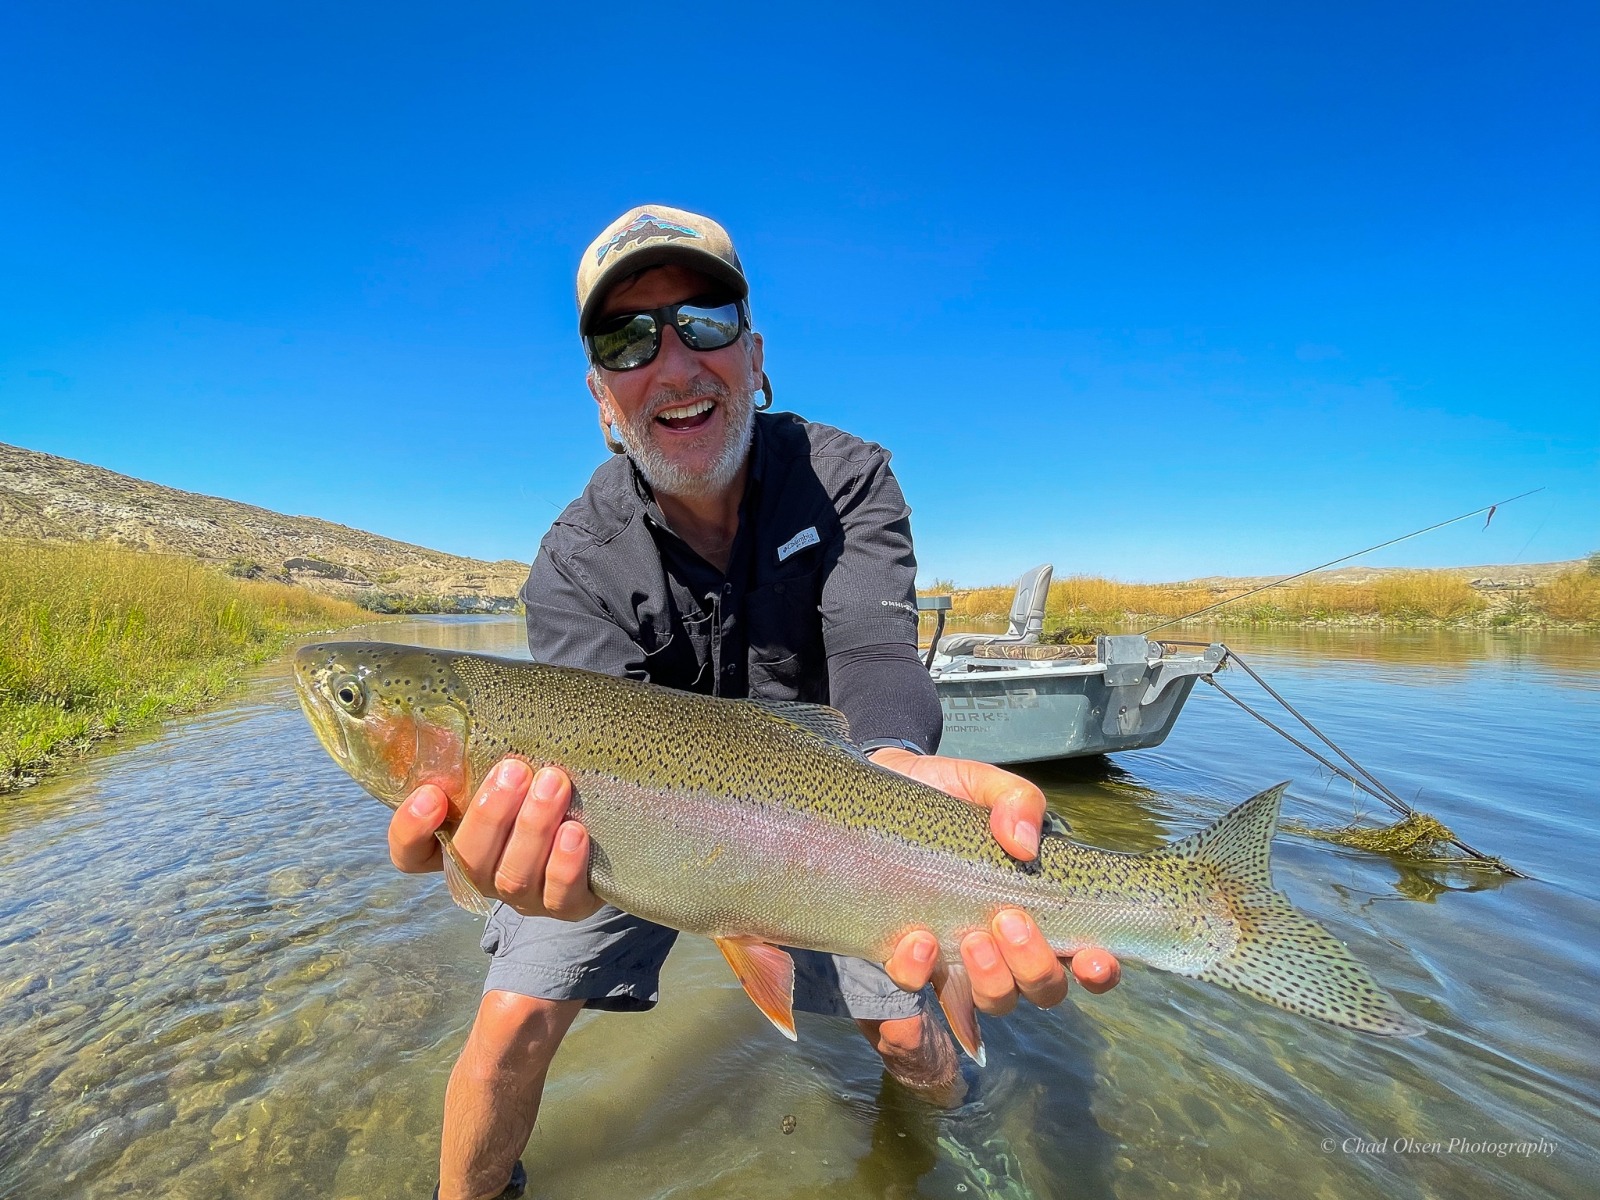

{"left": 293, "top": 642, "right": 1422, "bottom": 1038}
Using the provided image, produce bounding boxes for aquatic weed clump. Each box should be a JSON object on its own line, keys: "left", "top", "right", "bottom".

{"left": 1288, "top": 810, "right": 1510, "bottom": 871}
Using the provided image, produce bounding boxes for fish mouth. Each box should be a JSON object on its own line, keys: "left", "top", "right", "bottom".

{"left": 292, "top": 650, "right": 357, "bottom": 771}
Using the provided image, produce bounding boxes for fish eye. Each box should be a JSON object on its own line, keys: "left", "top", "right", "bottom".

{"left": 332, "top": 676, "right": 366, "bottom": 715}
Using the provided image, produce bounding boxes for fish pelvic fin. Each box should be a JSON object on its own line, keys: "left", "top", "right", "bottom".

{"left": 714, "top": 936, "right": 797, "bottom": 1041}
{"left": 1170, "top": 783, "right": 1424, "bottom": 1038}
{"left": 932, "top": 960, "right": 986, "bottom": 1066}
{"left": 436, "top": 831, "right": 494, "bottom": 918}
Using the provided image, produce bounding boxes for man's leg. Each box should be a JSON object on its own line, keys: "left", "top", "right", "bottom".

{"left": 439, "top": 990, "right": 585, "bottom": 1200}
{"left": 855, "top": 1014, "right": 965, "bottom": 1105}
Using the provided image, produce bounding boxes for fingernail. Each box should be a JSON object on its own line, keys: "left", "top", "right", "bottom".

{"left": 1013, "top": 820, "right": 1039, "bottom": 857}
{"left": 408, "top": 789, "right": 441, "bottom": 818}
{"left": 912, "top": 936, "right": 937, "bottom": 966}
{"left": 997, "top": 911, "right": 1030, "bottom": 945}
{"left": 968, "top": 937, "right": 1000, "bottom": 970}
{"left": 495, "top": 759, "right": 531, "bottom": 789}
{"left": 533, "top": 767, "right": 563, "bottom": 803}
{"left": 557, "top": 823, "right": 584, "bottom": 852}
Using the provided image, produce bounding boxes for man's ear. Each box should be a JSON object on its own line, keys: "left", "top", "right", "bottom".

{"left": 749, "top": 330, "right": 764, "bottom": 383}
{"left": 589, "top": 368, "right": 620, "bottom": 424}
{"left": 588, "top": 367, "right": 627, "bottom": 455}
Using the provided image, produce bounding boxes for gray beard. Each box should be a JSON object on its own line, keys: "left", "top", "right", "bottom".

{"left": 616, "top": 379, "right": 755, "bottom": 499}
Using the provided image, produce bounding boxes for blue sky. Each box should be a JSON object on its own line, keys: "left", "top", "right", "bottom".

{"left": 2, "top": 3, "right": 1595, "bottom": 584}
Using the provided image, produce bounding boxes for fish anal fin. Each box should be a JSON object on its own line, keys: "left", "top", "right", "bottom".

{"left": 714, "top": 936, "right": 797, "bottom": 1041}
{"left": 437, "top": 831, "right": 494, "bottom": 918}
{"left": 933, "top": 960, "right": 986, "bottom": 1066}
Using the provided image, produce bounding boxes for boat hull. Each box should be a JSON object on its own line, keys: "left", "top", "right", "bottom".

{"left": 931, "top": 637, "right": 1223, "bottom": 765}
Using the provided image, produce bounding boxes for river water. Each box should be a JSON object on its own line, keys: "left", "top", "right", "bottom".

{"left": 1, "top": 618, "right": 1595, "bottom": 1199}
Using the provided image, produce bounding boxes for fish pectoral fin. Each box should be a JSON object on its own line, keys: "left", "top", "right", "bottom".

{"left": 932, "top": 960, "right": 986, "bottom": 1066}
{"left": 714, "top": 936, "right": 797, "bottom": 1041}
{"left": 437, "top": 831, "right": 494, "bottom": 918}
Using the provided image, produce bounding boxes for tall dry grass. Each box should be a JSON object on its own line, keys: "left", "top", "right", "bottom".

{"left": 923, "top": 567, "right": 1599, "bottom": 626}
{"left": 1, "top": 540, "right": 371, "bottom": 789}
{"left": 1534, "top": 566, "right": 1600, "bottom": 623}
{"left": 1369, "top": 571, "right": 1486, "bottom": 621}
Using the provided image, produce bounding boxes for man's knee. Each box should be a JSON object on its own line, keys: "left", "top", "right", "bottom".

{"left": 860, "top": 1014, "right": 934, "bottom": 1061}
{"left": 464, "top": 990, "right": 583, "bottom": 1079}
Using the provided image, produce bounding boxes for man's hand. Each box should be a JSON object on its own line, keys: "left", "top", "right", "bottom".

{"left": 388, "top": 758, "right": 602, "bottom": 920}
{"left": 868, "top": 748, "right": 1121, "bottom": 1014}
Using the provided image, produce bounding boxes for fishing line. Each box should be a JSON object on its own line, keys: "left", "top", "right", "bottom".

{"left": 1141, "top": 487, "right": 1545, "bottom": 635}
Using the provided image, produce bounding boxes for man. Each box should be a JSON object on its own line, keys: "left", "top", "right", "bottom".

{"left": 389, "top": 205, "right": 1120, "bottom": 1200}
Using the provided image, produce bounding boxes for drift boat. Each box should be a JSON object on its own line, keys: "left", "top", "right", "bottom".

{"left": 920, "top": 565, "right": 1223, "bottom": 765}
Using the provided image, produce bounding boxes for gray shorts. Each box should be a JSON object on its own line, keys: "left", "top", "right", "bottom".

{"left": 480, "top": 903, "right": 926, "bottom": 1021}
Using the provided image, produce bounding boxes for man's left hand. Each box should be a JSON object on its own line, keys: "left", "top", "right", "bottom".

{"left": 866, "top": 748, "right": 1122, "bottom": 1015}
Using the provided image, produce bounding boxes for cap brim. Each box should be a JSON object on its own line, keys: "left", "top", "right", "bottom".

{"left": 579, "top": 246, "right": 749, "bottom": 334}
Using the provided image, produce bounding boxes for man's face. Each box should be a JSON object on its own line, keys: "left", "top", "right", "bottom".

{"left": 588, "top": 264, "right": 764, "bottom": 499}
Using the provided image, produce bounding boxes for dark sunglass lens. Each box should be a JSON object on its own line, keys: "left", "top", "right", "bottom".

{"left": 590, "top": 313, "right": 660, "bottom": 370}
{"left": 675, "top": 302, "right": 742, "bottom": 352}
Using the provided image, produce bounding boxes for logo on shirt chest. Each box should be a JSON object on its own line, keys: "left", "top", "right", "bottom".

{"left": 776, "top": 526, "right": 820, "bottom": 562}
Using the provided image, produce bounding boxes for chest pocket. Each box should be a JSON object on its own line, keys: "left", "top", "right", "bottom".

{"left": 746, "top": 564, "right": 826, "bottom": 703}
{"left": 636, "top": 609, "right": 714, "bottom": 694}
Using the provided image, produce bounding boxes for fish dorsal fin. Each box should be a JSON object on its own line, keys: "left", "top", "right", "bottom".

{"left": 1158, "top": 781, "right": 1288, "bottom": 895}
{"left": 932, "top": 959, "right": 986, "bottom": 1066}
{"left": 714, "top": 936, "right": 797, "bottom": 1041}
{"left": 745, "top": 698, "right": 859, "bottom": 753}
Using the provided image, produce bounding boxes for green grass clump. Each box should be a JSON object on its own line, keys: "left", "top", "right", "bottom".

{"left": 1, "top": 539, "right": 373, "bottom": 791}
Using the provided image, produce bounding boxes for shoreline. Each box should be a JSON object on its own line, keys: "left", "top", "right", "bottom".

{"left": 0, "top": 540, "right": 386, "bottom": 797}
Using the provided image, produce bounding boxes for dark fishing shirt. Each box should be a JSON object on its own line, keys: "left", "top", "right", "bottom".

{"left": 519, "top": 411, "right": 942, "bottom": 752}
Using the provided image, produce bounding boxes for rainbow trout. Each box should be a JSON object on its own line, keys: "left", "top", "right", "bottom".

{"left": 294, "top": 641, "right": 1421, "bottom": 1054}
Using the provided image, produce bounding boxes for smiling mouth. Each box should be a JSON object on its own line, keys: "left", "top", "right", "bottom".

{"left": 655, "top": 397, "right": 717, "bottom": 432}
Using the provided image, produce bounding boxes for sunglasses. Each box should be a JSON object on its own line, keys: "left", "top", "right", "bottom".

{"left": 585, "top": 298, "right": 746, "bottom": 371}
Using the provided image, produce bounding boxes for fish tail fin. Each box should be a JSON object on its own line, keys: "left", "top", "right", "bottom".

{"left": 1166, "top": 782, "right": 1423, "bottom": 1037}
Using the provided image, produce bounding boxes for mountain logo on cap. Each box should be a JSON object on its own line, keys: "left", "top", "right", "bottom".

{"left": 595, "top": 213, "right": 702, "bottom": 265}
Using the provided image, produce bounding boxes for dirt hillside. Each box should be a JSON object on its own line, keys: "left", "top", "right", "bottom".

{"left": 0, "top": 442, "right": 528, "bottom": 610}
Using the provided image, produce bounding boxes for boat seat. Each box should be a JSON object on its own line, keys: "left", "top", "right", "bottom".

{"left": 971, "top": 642, "right": 1097, "bottom": 661}
{"left": 938, "top": 564, "right": 1053, "bottom": 657}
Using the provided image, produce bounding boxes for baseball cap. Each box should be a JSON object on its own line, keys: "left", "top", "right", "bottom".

{"left": 576, "top": 204, "right": 749, "bottom": 334}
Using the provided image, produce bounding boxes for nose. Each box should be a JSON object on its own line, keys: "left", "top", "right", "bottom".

{"left": 647, "top": 313, "right": 703, "bottom": 388}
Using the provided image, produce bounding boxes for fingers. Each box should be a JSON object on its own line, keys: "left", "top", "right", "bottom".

{"left": 961, "top": 909, "right": 1071, "bottom": 1014}
{"left": 871, "top": 751, "right": 1045, "bottom": 862}
{"left": 883, "top": 929, "right": 941, "bottom": 992}
{"left": 389, "top": 784, "right": 448, "bottom": 873}
{"left": 541, "top": 821, "right": 603, "bottom": 920}
{"left": 491, "top": 764, "right": 569, "bottom": 901}
{"left": 1065, "top": 946, "right": 1121, "bottom": 994}
{"left": 399, "top": 757, "right": 600, "bottom": 920}
{"left": 452, "top": 759, "right": 540, "bottom": 896}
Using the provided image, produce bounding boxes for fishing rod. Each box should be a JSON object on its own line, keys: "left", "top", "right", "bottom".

{"left": 1141, "top": 488, "right": 1546, "bottom": 635}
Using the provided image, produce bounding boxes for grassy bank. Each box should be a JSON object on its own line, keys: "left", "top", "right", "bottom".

{"left": 1, "top": 540, "right": 374, "bottom": 792}
{"left": 927, "top": 561, "right": 1600, "bottom": 633}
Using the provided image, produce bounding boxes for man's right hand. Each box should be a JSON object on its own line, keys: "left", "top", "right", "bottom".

{"left": 388, "top": 758, "right": 602, "bottom": 920}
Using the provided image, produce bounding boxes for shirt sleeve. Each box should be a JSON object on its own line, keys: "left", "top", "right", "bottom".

{"left": 520, "top": 545, "right": 652, "bottom": 680}
{"left": 817, "top": 450, "right": 942, "bottom": 750}
{"left": 828, "top": 641, "right": 944, "bottom": 754}
{"left": 818, "top": 453, "right": 923, "bottom": 653}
